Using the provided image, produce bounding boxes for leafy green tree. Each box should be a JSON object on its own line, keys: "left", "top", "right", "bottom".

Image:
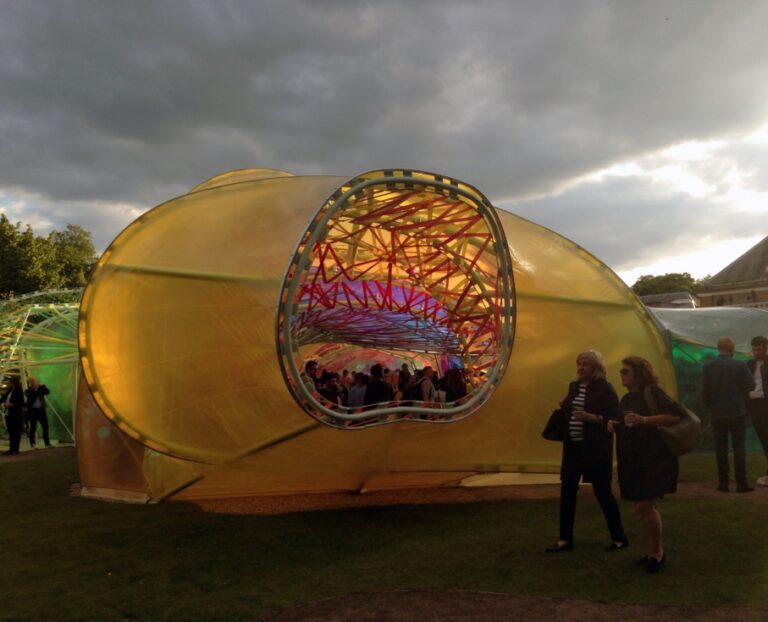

{"left": 0, "top": 217, "right": 97, "bottom": 296}
{"left": 631, "top": 272, "right": 698, "bottom": 296}
{"left": 49, "top": 224, "right": 97, "bottom": 288}
{"left": 0, "top": 214, "right": 22, "bottom": 296}
{"left": 16, "top": 226, "right": 63, "bottom": 293}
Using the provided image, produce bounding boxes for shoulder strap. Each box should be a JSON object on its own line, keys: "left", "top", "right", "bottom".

{"left": 643, "top": 386, "right": 659, "bottom": 415}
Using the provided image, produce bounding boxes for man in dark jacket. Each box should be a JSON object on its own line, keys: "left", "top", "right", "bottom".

{"left": 702, "top": 337, "right": 755, "bottom": 492}
{"left": 364, "top": 363, "right": 394, "bottom": 407}
{"left": 2, "top": 376, "right": 25, "bottom": 455}
{"left": 747, "top": 336, "right": 768, "bottom": 483}
{"left": 25, "top": 377, "right": 51, "bottom": 448}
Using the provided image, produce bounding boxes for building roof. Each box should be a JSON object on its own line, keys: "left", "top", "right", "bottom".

{"left": 639, "top": 291, "right": 699, "bottom": 308}
{"left": 706, "top": 235, "right": 768, "bottom": 286}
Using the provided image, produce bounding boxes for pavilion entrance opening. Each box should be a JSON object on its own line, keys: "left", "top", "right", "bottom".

{"left": 277, "top": 170, "right": 515, "bottom": 429}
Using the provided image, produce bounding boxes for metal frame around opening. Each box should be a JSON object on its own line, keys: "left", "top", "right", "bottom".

{"left": 276, "top": 170, "right": 516, "bottom": 428}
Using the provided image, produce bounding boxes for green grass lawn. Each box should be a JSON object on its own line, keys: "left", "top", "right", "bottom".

{"left": 2, "top": 451, "right": 768, "bottom": 622}
{"left": 678, "top": 450, "right": 767, "bottom": 483}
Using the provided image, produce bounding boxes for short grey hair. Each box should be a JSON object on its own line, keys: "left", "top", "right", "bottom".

{"left": 716, "top": 337, "right": 735, "bottom": 353}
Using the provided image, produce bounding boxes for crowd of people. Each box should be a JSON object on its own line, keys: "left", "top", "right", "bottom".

{"left": 546, "top": 335, "right": 768, "bottom": 575}
{"left": 1, "top": 376, "right": 52, "bottom": 455}
{"left": 300, "top": 360, "right": 472, "bottom": 412}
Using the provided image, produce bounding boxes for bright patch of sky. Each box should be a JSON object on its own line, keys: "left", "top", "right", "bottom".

{"left": 0, "top": 191, "right": 55, "bottom": 232}
{"left": 616, "top": 235, "right": 765, "bottom": 286}
{"left": 1, "top": 190, "right": 144, "bottom": 247}
{"left": 512, "top": 127, "right": 768, "bottom": 286}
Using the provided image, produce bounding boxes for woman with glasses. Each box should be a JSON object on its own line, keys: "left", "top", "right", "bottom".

{"left": 608, "top": 356, "right": 681, "bottom": 574}
{"left": 546, "top": 350, "right": 628, "bottom": 553}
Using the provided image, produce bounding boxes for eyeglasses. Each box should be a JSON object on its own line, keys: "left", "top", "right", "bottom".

{"left": 619, "top": 368, "right": 631, "bottom": 376}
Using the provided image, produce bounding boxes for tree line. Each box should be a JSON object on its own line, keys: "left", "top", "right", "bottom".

{"left": 0, "top": 214, "right": 97, "bottom": 297}
{"left": 631, "top": 272, "right": 711, "bottom": 296}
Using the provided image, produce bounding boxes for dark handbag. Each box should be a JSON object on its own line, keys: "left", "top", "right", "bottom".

{"left": 542, "top": 408, "right": 566, "bottom": 442}
{"left": 643, "top": 386, "right": 702, "bottom": 456}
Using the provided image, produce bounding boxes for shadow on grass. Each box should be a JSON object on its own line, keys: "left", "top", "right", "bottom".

{"left": 2, "top": 450, "right": 768, "bottom": 621}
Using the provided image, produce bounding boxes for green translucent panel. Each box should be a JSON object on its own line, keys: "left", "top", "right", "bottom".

{"left": 1, "top": 291, "right": 80, "bottom": 444}
{"left": 26, "top": 331, "right": 76, "bottom": 442}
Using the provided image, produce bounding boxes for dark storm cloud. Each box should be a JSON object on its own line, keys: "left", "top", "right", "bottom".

{"left": 1, "top": 0, "right": 767, "bottom": 253}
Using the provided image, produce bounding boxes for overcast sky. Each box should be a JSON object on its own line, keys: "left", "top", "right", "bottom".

{"left": 1, "top": 1, "right": 767, "bottom": 284}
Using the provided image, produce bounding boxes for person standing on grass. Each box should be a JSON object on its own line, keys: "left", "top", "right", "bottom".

{"left": 2, "top": 376, "right": 25, "bottom": 455}
{"left": 702, "top": 337, "right": 755, "bottom": 493}
{"left": 25, "top": 377, "right": 51, "bottom": 448}
{"left": 608, "top": 357, "right": 682, "bottom": 574}
{"left": 546, "top": 350, "right": 628, "bottom": 554}
{"left": 746, "top": 336, "right": 768, "bottom": 482}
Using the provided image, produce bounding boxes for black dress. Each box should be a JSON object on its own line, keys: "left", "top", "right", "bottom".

{"left": 615, "top": 386, "right": 680, "bottom": 502}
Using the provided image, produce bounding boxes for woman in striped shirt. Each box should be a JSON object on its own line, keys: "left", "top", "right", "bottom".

{"left": 546, "top": 350, "right": 628, "bottom": 553}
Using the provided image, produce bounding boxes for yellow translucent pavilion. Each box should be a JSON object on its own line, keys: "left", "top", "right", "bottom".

{"left": 76, "top": 168, "right": 673, "bottom": 502}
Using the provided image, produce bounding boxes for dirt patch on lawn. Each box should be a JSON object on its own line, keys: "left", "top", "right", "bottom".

{"left": 194, "top": 480, "right": 768, "bottom": 515}
{"left": 255, "top": 589, "right": 768, "bottom": 622}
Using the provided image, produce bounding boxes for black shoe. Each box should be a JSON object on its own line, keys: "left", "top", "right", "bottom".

{"left": 635, "top": 556, "right": 649, "bottom": 566}
{"left": 737, "top": 485, "right": 754, "bottom": 493}
{"left": 646, "top": 554, "right": 665, "bottom": 574}
{"left": 717, "top": 484, "right": 729, "bottom": 492}
{"left": 1, "top": 450, "right": 13, "bottom": 456}
{"left": 545, "top": 541, "right": 574, "bottom": 553}
{"left": 605, "top": 539, "right": 630, "bottom": 551}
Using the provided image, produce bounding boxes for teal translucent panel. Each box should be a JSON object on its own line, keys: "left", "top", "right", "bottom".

{"left": 670, "top": 337, "right": 758, "bottom": 452}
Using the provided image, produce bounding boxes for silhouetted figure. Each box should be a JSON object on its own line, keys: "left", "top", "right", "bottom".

{"left": 364, "top": 364, "right": 394, "bottom": 406}
{"left": 398, "top": 364, "right": 412, "bottom": 394}
{"left": 2, "top": 377, "right": 24, "bottom": 455}
{"left": 702, "top": 337, "right": 755, "bottom": 492}
{"left": 347, "top": 373, "right": 368, "bottom": 408}
{"left": 25, "top": 377, "right": 51, "bottom": 448}
{"left": 443, "top": 367, "right": 468, "bottom": 403}
{"left": 747, "top": 336, "right": 768, "bottom": 479}
{"left": 318, "top": 371, "right": 345, "bottom": 408}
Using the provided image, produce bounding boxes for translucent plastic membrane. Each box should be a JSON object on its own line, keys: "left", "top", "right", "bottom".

{"left": 77, "top": 168, "right": 675, "bottom": 502}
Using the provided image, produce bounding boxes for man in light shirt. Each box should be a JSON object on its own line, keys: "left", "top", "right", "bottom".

{"left": 747, "top": 336, "right": 768, "bottom": 484}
